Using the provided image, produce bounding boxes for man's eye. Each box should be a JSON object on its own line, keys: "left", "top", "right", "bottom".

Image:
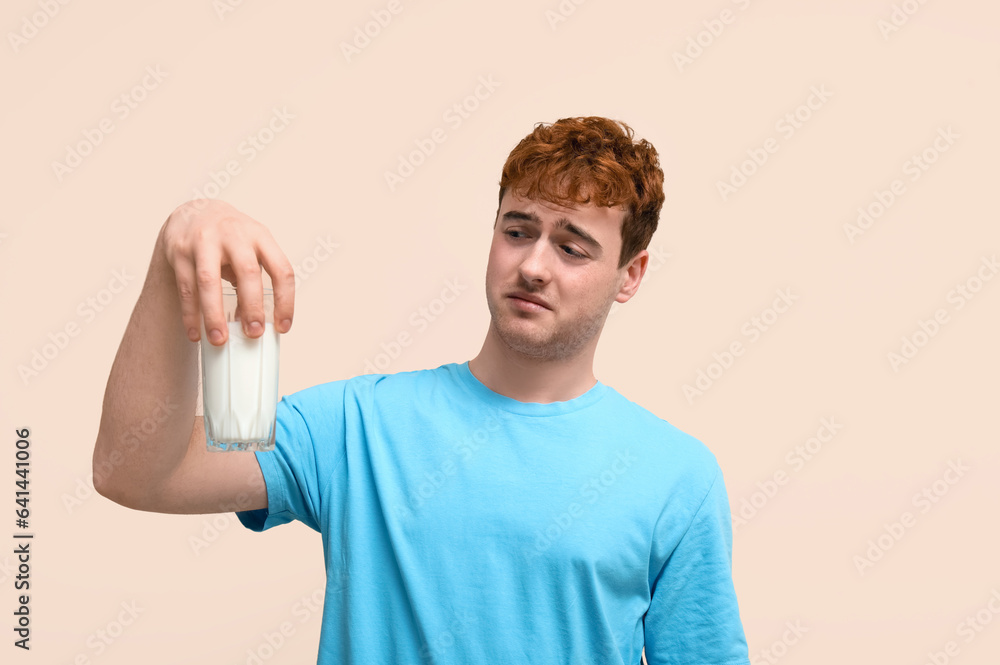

{"left": 505, "top": 230, "right": 526, "bottom": 239}
{"left": 562, "top": 246, "right": 585, "bottom": 258}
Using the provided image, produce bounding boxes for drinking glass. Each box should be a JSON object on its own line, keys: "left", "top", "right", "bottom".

{"left": 199, "top": 286, "right": 280, "bottom": 452}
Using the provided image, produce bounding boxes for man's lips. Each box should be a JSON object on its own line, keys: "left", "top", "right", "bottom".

{"left": 507, "top": 292, "right": 551, "bottom": 310}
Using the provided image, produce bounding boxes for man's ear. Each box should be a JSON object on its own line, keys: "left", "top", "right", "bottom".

{"left": 615, "top": 249, "right": 649, "bottom": 304}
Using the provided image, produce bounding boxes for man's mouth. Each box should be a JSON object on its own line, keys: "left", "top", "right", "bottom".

{"left": 507, "top": 291, "right": 551, "bottom": 310}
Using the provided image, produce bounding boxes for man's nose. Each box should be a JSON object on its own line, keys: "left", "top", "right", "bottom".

{"left": 518, "top": 240, "right": 552, "bottom": 284}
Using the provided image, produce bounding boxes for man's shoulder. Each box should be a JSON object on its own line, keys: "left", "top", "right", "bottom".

{"left": 283, "top": 362, "right": 460, "bottom": 405}
{"left": 360, "top": 362, "right": 462, "bottom": 394}
{"left": 601, "top": 384, "right": 720, "bottom": 472}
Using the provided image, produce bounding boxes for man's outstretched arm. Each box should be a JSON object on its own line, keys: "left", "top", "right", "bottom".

{"left": 92, "top": 199, "right": 295, "bottom": 515}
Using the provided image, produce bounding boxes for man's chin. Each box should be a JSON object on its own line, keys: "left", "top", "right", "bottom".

{"left": 493, "top": 321, "right": 552, "bottom": 357}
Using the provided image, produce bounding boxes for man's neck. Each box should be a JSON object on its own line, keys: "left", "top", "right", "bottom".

{"left": 467, "top": 331, "right": 598, "bottom": 404}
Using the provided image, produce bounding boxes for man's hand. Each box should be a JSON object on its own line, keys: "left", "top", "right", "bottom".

{"left": 161, "top": 198, "right": 296, "bottom": 345}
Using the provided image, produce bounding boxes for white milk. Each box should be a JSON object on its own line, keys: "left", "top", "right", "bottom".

{"left": 200, "top": 321, "right": 280, "bottom": 451}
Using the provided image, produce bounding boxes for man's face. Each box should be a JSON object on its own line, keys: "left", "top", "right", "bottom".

{"left": 484, "top": 191, "right": 644, "bottom": 361}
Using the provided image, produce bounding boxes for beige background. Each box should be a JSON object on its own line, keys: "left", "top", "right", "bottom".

{"left": 2, "top": 0, "right": 998, "bottom": 663}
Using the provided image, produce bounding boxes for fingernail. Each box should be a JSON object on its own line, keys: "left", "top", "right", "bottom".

{"left": 210, "top": 328, "right": 224, "bottom": 344}
{"left": 249, "top": 321, "right": 263, "bottom": 336}
{"left": 281, "top": 318, "right": 292, "bottom": 332}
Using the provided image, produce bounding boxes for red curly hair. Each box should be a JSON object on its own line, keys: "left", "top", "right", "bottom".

{"left": 497, "top": 117, "right": 665, "bottom": 269}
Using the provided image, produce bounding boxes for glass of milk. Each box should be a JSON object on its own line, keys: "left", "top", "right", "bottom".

{"left": 199, "top": 285, "right": 280, "bottom": 452}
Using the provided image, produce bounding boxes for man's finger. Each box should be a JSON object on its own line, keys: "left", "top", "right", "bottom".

{"left": 225, "top": 244, "right": 266, "bottom": 338}
{"left": 172, "top": 256, "right": 203, "bottom": 342}
{"left": 193, "top": 244, "right": 227, "bottom": 346}
{"left": 257, "top": 235, "right": 296, "bottom": 333}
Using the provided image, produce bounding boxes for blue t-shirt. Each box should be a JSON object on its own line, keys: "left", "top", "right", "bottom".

{"left": 237, "top": 362, "right": 750, "bottom": 665}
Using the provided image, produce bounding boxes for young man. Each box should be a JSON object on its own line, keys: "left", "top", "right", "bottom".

{"left": 93, "top": 117, "right": 750, "bottom": 665}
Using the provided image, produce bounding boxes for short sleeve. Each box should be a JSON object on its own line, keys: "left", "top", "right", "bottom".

{"left": 236, "top": 382, "right": 347, "bottom": 533}
{"left": 643, "top": 467, "right": 750, "bottom": 665}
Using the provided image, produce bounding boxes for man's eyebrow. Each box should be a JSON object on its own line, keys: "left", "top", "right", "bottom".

{"left": 501, "top": 209, "right": 603, "bottom": 251}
